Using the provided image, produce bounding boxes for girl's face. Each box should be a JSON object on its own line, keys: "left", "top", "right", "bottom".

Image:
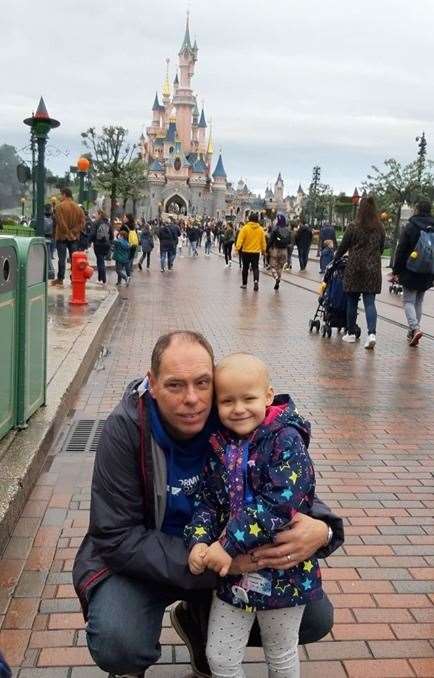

{"left": 215, "top": 368, "right": 274, "bottom": 438}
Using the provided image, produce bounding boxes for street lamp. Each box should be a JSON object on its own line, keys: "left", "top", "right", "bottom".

{"left": 24, "top": 97, "right": 60, "bottom": 237}
{"left": 20, "top": 197, "right": 26, "bottom": 218}
{"left": 77, "top": 156, "right": 90, "bottom": 205}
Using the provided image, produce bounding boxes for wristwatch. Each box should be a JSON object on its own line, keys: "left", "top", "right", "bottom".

{"left": 326, "top": 525, "right": 333, "bottom": 546}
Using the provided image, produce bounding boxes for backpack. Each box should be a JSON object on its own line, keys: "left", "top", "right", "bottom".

{"left": 43, "top": 216, "right": 53, "bottom": 237}
{"left": 96, "top": 220, "right": 110, "bottom": 242}
{"left": 273, "top": 225, "right": 291, "bottom": 248}
{"left": 128, "top": 228, "right": 139, "bottom": 247}
{"left": 406, "top": 227, "right": 434, "bottom": 275}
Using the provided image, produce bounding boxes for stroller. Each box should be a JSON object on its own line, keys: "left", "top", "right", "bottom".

{"left": 309, "top": 257, "right": 361, "bottom": 338}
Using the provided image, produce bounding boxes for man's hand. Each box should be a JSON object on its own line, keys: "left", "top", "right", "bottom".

{"left": 252, "top": 513, "right": 329, "bottom": 569}
{"left": 203, "top": 541, "right": 232, "bottom": 577}
{"left": 188, "top": 543, "right": 208, "bottom": 575}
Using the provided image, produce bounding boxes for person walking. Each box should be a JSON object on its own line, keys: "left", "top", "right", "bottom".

{"left": 222, "top": 222, "right": 235, "bottom": 267}
{"left": 236, "top": 212, "right": 266, "bottom": 291}
{"left": 204, "top": 226, "right": 212, "bottom": 256}
{"left": 188, "top": 223, "right": 200, "bottom": 256}
{"left": 113, "top": 229, "right": 131, "bottom": 287}
{"left": 43, "top": 204, "right": 55, "bottom": 280}
{"left": 295, "top": 222, "right": 313, "bottom": 271}
{"left": 125, "top": 214, "right": 139, "bottom": 275}
{"left": 392, "top": 199, "right": 434, "bottom": 346}
{"left": 158, "top": 221, "right": 176, "bottom": 271}
{"left": 335, "top": 196, "right": 385, "bottom": 349}
{"left": 51, "top": 187, "right": 85, "bottom": 287}
{"left": 267, "top": 214, "right": 292, "bottom": 290}
{"left": 91, "top": 210, "right": 113, "bottom": 285}
{"left": 138, "top": 222, "right": 154, "bottom": 270}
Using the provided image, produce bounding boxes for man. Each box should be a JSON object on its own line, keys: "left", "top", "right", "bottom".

{"left": 392, "top": 199, "right": 434, "bottom": 346}
{"left": 236, "top": 212, "right": 267, "bottom": 291}
{"left": 157, "top": 221, "right": 176, "bottom": 272}
{"left": 51, "top": 187, "right": 85, "bottom": 286}
{"left": 73, "top": 331, "right": 344, "bottom": 678}
{"left": 295, "top": 222, "right": 313, "bottom": 271}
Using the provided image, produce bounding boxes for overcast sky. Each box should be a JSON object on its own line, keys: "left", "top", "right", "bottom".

{"left": 2, "top": 0, "right": 434, "bottom": 196}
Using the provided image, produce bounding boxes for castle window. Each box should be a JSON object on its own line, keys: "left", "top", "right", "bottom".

{"left": 169, "top": 146, "right": 174, "bottom": 154}
{"left": 174, "top": 157, "right": 181, "bottom": 171}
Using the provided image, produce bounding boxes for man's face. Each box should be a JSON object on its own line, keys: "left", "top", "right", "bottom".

{"left": 149, "top": 340, "right": 214, "bottom": 440}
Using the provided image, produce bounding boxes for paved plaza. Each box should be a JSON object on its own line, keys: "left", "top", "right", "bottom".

{"left": 1, "top": 253, "right": 434, "bottom": 677}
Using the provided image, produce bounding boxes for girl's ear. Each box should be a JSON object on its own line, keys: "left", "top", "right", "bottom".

{"left": 266, "top": 386, "right": 274, "bottom": 406}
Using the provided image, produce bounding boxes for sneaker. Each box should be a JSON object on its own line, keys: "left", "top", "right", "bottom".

{"left": 253, "top": 282, "right": 259, "bottom": 291}
{"left": 170, "top": 602, "right": 211, "bottom": 678}
{"left": 274, "top": 279, "right": 280, "bottom": 291}
{"left": 138, "top": 262, "right": 142, "bottom": 271}
{"left": 240, "top": 284, "right": 247, "bottom": 289}
{"left": 342, "top": 333, "right": 356, "bottom": 343}
{"left": 229, "top": 260, "right": 232, "bottom": 266}
{"left": 126, "top": 277, "right": 130, "bottom": 287}
{"left": 50, "top": 279, "right": 64, "bottom": 287}
{"left": 409, "top": 329, "right": 423, "bottom": 346}
{"left": 225, "top": 263, "right": 229, "bottom": 268}
{"left": 161, "top": 268, "right": 165, "bottom": 272}
{"left": 364, "top": 333, "right": 376, "bottom": 350}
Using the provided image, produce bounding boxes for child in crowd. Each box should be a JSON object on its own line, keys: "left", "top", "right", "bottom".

{"left": 178, "top": 230, "right": 187, "bottom": 257}
{"left": 185, "top": 353, "right": 323, "bottom": 678}
{"left": 113, "top": 228, "right": 131, "bottom": 286}
{"left": 319, "top": 239, "right": 335, "bottom": 275}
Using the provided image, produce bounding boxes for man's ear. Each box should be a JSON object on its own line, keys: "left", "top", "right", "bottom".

{"left": 266, "top": 386, "right": 274, "bottom": 406}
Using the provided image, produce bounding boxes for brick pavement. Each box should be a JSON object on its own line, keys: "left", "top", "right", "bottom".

{"left": 1, "top": 252, "right": 434, "bottom": 677}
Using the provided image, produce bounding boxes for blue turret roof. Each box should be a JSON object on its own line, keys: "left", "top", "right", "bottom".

{"left": 198, "top": 108, "right": 207, "bottom": 128}
{"left": 212, "top": 154, "right": 227, "bottom": 179}
{"left": 192, "top": 156, "right": 208, "bottom": 174}
{"left": 166, "top": 121, "right": 177, "bottom": 143}
{"left": 180, "top": 15, "right": 193, "bottom": 53}
{"left": 152, "top": 92, "right": 160, "bottom": 111}
{"left": 149, "top": 159, "right": 164, "bottom": 172}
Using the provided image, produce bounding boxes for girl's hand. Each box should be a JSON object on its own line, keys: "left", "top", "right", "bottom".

{"left": 203, "top": 541, "right": 232, "bottom": 577}
{"left": 188, "top": 543, "right": 208, "bottom": 575}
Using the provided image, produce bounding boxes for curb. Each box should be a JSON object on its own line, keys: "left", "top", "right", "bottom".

{"left": 0, "top": 289, "right": 121, "bottom": 554}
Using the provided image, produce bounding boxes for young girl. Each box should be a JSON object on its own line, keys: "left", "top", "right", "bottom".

{"left": 185, "top": 353, "right": 323, "bottom": 678}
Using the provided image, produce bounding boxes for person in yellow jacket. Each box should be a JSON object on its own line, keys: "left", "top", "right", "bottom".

{"left": 235, "top": 212, "right": 267, "bottom": 290}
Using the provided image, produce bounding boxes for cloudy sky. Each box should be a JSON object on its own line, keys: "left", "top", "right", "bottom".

{"left": 2, "top": 0, "right": 434, "bottom": 196}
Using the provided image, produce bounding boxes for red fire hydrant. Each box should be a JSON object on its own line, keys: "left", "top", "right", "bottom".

{"left": 70, "top": 251, "right": 93, "bottom": 305}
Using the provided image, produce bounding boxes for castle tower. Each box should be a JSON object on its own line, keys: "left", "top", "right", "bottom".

{"left": 206, "top": 119, "right": 214, "bottom": 170}
{"left": 274, "top": 172, "right": 284, "bottom": 204}
{"left": 198, "top": 106, "right": 207, "bottom": 154}
{"left": 173, "top": 13, "right": 197, "bottom": 153}
{"left": 212, "top": 153, "right": 228, "bottom": 218}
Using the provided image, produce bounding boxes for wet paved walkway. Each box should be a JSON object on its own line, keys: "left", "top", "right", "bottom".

{"left": 1, "top": 252, "right": 434, "bottom": 677}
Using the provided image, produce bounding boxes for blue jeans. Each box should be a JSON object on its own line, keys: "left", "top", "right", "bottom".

{"left": 45, "top": 240, "right": 55, "bottom": 279}
{"left": 115, "top": 261, "right": 128, "bottom": 283}
{"left": 205, "top": 240, "right": 212, "bottom": 255}
{"left": 346, "top": 292, "right": 377, "bottom": 335}
{"left": 160, "top": 248, "right": 175, "bottom": 270}
{"left": 56, "top": 239, "right": 78, "bottom": 281}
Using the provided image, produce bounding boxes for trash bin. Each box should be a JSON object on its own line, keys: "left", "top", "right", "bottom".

{"left": 15, "top": 237, "right": 47, "bottom": 428}
{"left": 0, "top": 237, "right": 19, "bottom": 440}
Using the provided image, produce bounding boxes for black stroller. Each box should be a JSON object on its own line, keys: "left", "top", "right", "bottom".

{"left": 309, "top": 257, "right": 361, "bottom": 338}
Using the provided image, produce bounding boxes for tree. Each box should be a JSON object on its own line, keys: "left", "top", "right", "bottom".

{"left": 362, "top": 156, "right": 434, "bottom": 261}
{"left": 81, "top": 126, "right": 136, "bottom": 222}
{"left": 0, "top": 144, "right": 27, "bottom": 211}
{"left": 334, "top": 193, "right": 353, "bottom": 229}
{"left": 117, "top": 157, "right": 148, "bottom": 217}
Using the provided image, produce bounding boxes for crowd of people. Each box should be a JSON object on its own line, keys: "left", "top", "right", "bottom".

{"left": 44, "top": 188, "right": 433, "bottom": 348}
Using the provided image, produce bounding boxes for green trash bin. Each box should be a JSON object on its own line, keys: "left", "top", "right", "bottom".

{"left": 0, "top": 237, "right": 19, "bottom": 439}
{"left": 15, "top": 236, "right": 48, "bottom": 428}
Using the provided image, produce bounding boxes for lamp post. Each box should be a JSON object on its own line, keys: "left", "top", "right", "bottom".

{"left": 24, "top": 98, "right": 60, "bottom": 237}
{"left": 77, "top": 156, "right": 90, "bottom": 205}
{"left": 20, "top": 197, "right": 26, "bottom": 218}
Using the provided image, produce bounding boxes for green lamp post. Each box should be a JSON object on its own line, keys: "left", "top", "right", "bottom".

{"left": 24, "top": 98, "right": 60, "bottom": 237}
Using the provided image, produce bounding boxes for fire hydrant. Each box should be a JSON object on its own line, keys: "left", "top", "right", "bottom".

{"left": 70, "top": 251, "right": 93, "bottom": 305}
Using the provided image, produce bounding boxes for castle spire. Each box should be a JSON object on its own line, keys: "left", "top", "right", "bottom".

{"left": 162, "top": 58, "right": 171, "bottom": 99}
{"left": 212, "top": 153, "right": 227, "bottom": 179}
{"left": 206, "top": 119, "right": 214, "bottom": 155}
{"left": 152, "top": 91, "right": 160, "bottom": 111}
{"left": 180, "top": 11, "right": 192, "bottom": 53}
{"left": 198, "top": 107, "right": 207, "bottom": 128}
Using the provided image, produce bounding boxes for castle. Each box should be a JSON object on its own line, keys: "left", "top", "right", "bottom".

{"left": 140, "top": 15, "right": 305, "bottom": 222}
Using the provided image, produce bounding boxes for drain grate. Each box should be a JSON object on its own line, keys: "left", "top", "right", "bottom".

{"left": 61, "top": 418, "right": 107, "bottom": 454}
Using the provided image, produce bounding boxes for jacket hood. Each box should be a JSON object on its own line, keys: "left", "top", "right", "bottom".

{"left": 118, "top": 377, "right": 144, "bottom": 425}
{"left": 409, "top": 215, "right": 434, "bottom": 230}
{"left": 245, "top": 221, "right": 260, "bottom": 229}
